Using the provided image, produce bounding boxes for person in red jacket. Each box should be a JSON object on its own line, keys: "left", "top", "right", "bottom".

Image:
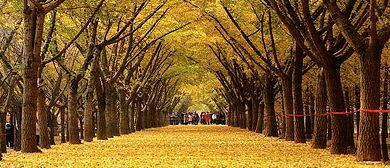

{"left": 205, "top": 112, "right": 211, "bottom": 125}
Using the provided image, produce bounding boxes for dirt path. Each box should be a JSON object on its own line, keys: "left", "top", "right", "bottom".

{"left": 0, "top": 125, "right": 387, "bottom": 167}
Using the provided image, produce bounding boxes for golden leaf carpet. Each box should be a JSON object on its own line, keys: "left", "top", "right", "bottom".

{"left": 0, "top": 125, "right": 387, "bottom": 167}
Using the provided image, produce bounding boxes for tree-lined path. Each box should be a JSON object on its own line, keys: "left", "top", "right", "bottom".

{"left": 2, "top": 0, "right": 390, "bottom": 166}
{"left": 0, "top": 125, "right": 384, "bottom": 167}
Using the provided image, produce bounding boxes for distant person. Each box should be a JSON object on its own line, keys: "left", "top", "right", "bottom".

{"left": 194, "top": 113, "right": 199, "bottom": 125}
{"left": 212, "top": 113, "right": 217, "bottom": 124}
{"left": 188, "top": 113, "right": 193, "bottom": 125}
{"left": 201, "top": 112, "right": 206, "bottom": 124}
{"left": 5, "top": 123, "right": 14, "bottom": 148}
{"left": 36, "top": 121, "right": 40, "bottom": 145}
{"left": 205, "top": 112, "right": 211, "bottom": 125}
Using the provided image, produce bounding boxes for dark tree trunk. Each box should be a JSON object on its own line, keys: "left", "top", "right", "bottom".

{"left": 79, "top": 117, "right": 83, "bottom": 139}
{"left": 60, "top": 106, "right": 65, "bottom": 143}
{"left": 357, "top": 51, "right": 382, "bottom": 161}
{"left": 263, "top": 74, "right": 278, "bottom": 137}
{"left": 309, "top": 89, "right": 315, "bottom": 136}
{"left": 239, "top": 103, "right": 246, "bottom": 129}
{"left": 145, "top": 106, "right": 151, "bottom": 128}
{"left": 227, "top": 105, "right": 232, "bottom": 126}
{"left": 282, "top": 78, "right": 294, "bottom": 141}
{"left": 38, "top": 89, "right": 50, "bottom": 149}
{"left": 129, "top": 100, "right": 135, "bottom": 133}
{"left": 345, "top": 89, "right": 356, "bottom": 151}
{"left": 0, "top": 112, "right": 6, "bottom": 153}
{"left": 15, "top": 105, "right": 22, "bottom": 151}
{"left": 96, "top": 87, "right": 107, "bottom": 140}
{"left": 21, "top": 5, "right": 44, "bottom": 153}
{"left": 251, "top": 98, "right": 259, "bottom": 132}
{"left": 381, "top": 65, "right": 389, "bottom": 162}
{"left": 48, "top": 112, "right": 55, "bottom": 145}
{"left": 113, "top": 91, "right": 120, "bottom": 136}
{"left": 136, "top": 99, "right": 143, "bottom": 131}
{"left": 323, "top": 63, "right": 347, "bottom": 154}
{"left": 293, "top": 46, "right": 305, "bottom": 143}
{"left": 105, "top": 84, "right": 115, "bottom": 138}
{"left": 84, "top": 76, "right": 95, "bottom": 142}
{"left": 355, "top": 85, "right": 360, "bottom": 138}
{"left": 327, "top": 113, "right": 332, "bottom": 141}
{"left": 119, "top": 87, "right": 129, "bottom": 134}
{"left": 255, "top": 102, "right": 264, "bottom": 133}
{"left": 68, "top": 79, "right": 81, "bottom": 144}
{"left": 305, "top": 105, "right": 312, "bottom": 139}
{"left": 247, "top": 100, "right": 253, "bottom": 131}
{"left": 312, "top": 68, "right": 328, "bottom": 149}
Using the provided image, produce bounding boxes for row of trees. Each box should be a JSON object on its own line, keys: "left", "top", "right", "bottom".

{"left": 0, "top": 0, "right": 185, "bottom": 159}
{"left": 202, "top": 0, "right": 390, "bottom": 161}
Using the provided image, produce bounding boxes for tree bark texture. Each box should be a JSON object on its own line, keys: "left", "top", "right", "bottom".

{"left": 84, "top": 71, "right": 96, "bottom": 142}
{"left": 119, "top": 87, "right": 129, "bottom": 135}
{"left": 357, "top": 51, "right": 382, "bottom": 161}
{"left": 68, "top": 80, "right": 81, "bottom": 144}
{"left": 38, "top": 89, "right": 50, "bottom": 149}
{"left": 312, "top": 68, "right": 327, "bottom": 149}
{"left": 255, "top": 102, "right": 264, "bottom": 133}
{"left": 282, "top": 78, "right": 294, "bottom": 141}
{"left": 21, "top": 4, "right": 44, "bottom": 153}
{"left": 323, "top": 63, "right": 347, "bottom": 154}
{"left": 105, "top": 85, "right": 114, "bottom": 138}
{"left": 381, "top": 65, "right": 389, "bottom": 161}
{"left": 293, "top": 47, "right": 305, "bottom": 143}
{"left": 263, "top": 75, "right": 278, "bottom": 137}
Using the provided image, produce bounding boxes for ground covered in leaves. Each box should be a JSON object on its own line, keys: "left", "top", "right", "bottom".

{"left": 1, "top": 125, "right": 387, "bottom": 167}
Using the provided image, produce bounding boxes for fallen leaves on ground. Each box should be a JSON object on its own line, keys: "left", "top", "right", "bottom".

{"left": 0, "top": 125, "right": 387, "bottom": 167}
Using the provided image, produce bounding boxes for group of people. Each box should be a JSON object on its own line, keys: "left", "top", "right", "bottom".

{"left": 169, "top": 112, "right": 226, "bottom": 125}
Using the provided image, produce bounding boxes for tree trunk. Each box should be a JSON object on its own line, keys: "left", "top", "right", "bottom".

{"left": 105, "top": 84, "right": 115, "bottom": 138}
{"left": 0, "top": 112, "right": 6, "bottom": 153}
{"left": 129, "top": 100, "right": 135, "bottom": 133}
{"left": 68, "top": 79, "right": 81, "bottom": 144}
{"left": 355, "top": 85, "right": 360, "bottom": 138}
{"left": 60, "top": 106, "right": 65, "bottom": 143}
{"left": 145, "top": 106, "right": 151, "bottom": 128}
{"left": 323, "top": 62, "right": 348, "bottom": 154}
{"left": 309, "top": 89, "right": 315, "bottom": 136}
{"left": 119, "top": 87, "right": 129, "bottom": 134}
{"left": 293, "top": 47, "right": 305, "bottom": 143}
{"left": 251, "top": 98, "right": 259, "bottom": 132}
{"left": 96, "top": 88, "right": 107, "bottom": 140}
{"left": 227, "top": 105, "right": 232, "bottom": 126}
{"left": 21, "top": 5, "right": 45, "bottom": 153}
{"left": 255, "top": 102, "right": 264, "bottom": 133}
{"left": 327, "top": 113, "right": 332, "bottom": 140}
{"left": 247, "top": 100, "right": 253, "bottom": 131}
{"left": 312, "top": 68, "right": 328, "bottom": 149}
{"left": 239, "top": 103, "right": 245, "bottom": 129}
{"left": 38, "top": 89, "right": 50, "bottom": 149}
{"left": 79, "top": 117, "right": 84, "bottom": 139}
{"left": 282, "top": 78, "right": 294, "bottom": 141}
{"left": 15, "top": 105, "right": 22, "bottom": 151}
{"left": 305, "top": 105, "right": 312, "bottom": 139}
{"left": 48, "top": 112, "right": 55, "bottom": 145}
{"left": 381, "top": 65, "right": 389, "bottom": 162}
{"left": 357, "top": 51, "right": 382, "bottom": 161}
{"left": 136, "top": 99, "right": 143, "bottom": 131}
{"left": 84, "top": 72, "right": 95, "bottom": 142}
{"left": 113, "top": 91, "right": 120, "bottom": 136}
{"left": 241, "top": 103, "right": 246, "bottom": 129}
{"left": 345, "top": 89, "right": 356, "bottom": 151}
{"left": 263, "top": 74, "right": 278, "bottom": 137}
